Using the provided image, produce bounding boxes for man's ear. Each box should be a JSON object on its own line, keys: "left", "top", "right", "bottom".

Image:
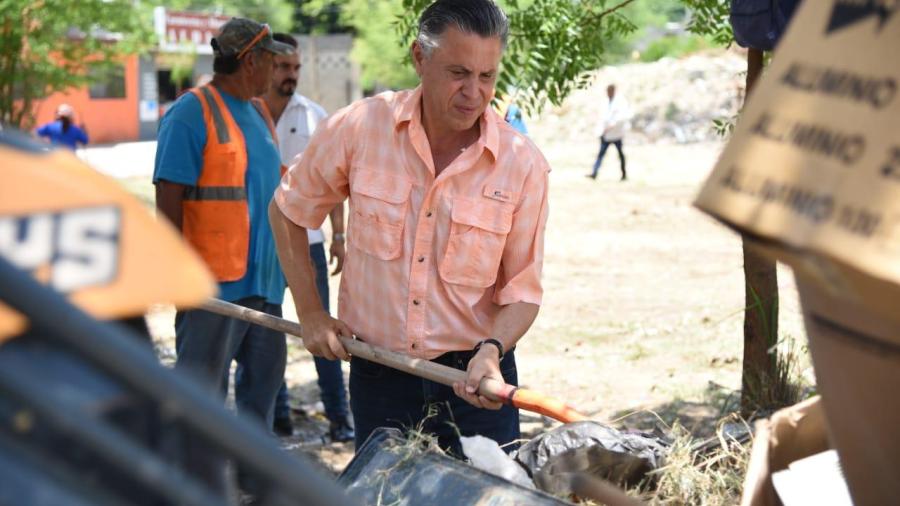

{"left": 246, "top": 50, "right": 264, "bottom": 71}
{"left": 242, "top": 51, "right": 256, "bottom": 74}
{"left": 411, "top": 41, "right": 425, "bottom": 77}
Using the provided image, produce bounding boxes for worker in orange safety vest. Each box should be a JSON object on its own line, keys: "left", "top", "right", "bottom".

{"left": 152, "top": 17, "right": 293, "bottom": 501}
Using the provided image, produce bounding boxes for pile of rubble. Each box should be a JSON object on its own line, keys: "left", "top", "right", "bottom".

{"left": 531, "top": 49, "right": 747, "bottom": 145}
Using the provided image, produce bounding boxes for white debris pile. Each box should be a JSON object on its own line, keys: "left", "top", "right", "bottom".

{"left": 531, "top": 50, "right": 747, "bottom": 145}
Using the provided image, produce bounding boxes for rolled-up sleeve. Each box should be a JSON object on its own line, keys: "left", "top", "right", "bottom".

{"left": 493, "top": 156, "right": 551, "bottom": 306}
{"left": 274, "top": 109, "right": 353, "bottom": 229}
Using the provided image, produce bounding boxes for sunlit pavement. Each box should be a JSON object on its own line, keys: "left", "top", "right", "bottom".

{"left": 79, "top": 141, "right": 157, "bottom": 179}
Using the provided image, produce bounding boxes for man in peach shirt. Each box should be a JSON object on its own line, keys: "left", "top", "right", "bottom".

{"left": 269, "top": 0, "right": 550, "bottom": 455}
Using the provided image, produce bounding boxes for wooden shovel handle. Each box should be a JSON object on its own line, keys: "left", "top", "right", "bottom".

{"left": 200, "top": 298, "right": 467, "bottom": 385}
{"left": 199, "top": 298, "right": 588, "bottom": 423}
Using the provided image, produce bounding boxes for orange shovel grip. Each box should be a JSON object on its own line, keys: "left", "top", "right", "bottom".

{"left": 482, "top": 380, "right": 588, "bottom": 423}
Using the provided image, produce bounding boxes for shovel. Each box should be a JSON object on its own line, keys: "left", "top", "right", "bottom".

{"left": 200, "top": 298, "right": 587, "bottom": 424}
{"left": 201, "top": 299, "right": 657, "bottom": 504}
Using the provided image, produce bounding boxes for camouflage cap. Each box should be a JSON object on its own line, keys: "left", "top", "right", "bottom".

{"left": 211, "top": 17, "right": 293, "bottom": 59}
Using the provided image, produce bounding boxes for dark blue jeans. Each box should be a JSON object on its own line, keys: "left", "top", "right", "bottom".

{"left": 236, "top": 242, "right": 349, "bottom": 422}
{"left": 590, "top": 137, "right": 626, "bottom": 179}
{"left": 175, "top": 297, "right": 286, "bottom": 494}
{"left": 176, "top": 297, "right": 286, "bottom": 428}
{"left": 350, "top": 348, "right": 520, "bottom": 458}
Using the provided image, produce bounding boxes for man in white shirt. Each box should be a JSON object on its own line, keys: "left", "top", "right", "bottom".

{"left": 237, "top": 32, "right": 353, "bottom": 442}
{"left": 587, "top": 84, "right": 629, "bottom": 181}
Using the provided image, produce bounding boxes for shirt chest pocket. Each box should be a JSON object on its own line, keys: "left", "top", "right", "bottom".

{"left": 349, "top": 169, "right": 412, "bottom": 260}
{"left": 439, "top": 198, "right": 513, "bottom": 288}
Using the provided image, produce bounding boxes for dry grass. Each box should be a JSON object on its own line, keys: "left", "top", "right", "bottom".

{"left": 368, "top": 411, "right": 755, "bottom": 505}
{"left": 638, "top": 419, "right": 751, "bottom": 505}
{"left": 366, "top": 405, "right": 446, "bottom": 506}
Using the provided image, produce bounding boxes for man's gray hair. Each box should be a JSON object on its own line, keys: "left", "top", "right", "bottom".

{"left": 416, "top": 0, "right": 509, "bottom": 58}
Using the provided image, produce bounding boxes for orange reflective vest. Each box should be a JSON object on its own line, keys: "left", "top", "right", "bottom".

{"left": 182, "top": 84, "right": 281, "bottom": 282}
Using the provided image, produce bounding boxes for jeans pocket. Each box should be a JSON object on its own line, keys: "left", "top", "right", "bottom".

{"left": 350, "top": 355, "right": 385, "bottom": 380}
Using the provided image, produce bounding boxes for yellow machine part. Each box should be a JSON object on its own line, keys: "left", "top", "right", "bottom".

{"left": 0, "top": 141, "right": 216, "bottom": 341}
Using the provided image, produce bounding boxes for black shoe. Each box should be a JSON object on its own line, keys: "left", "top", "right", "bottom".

{"left": 328, "top": 416, "right": 355, "bottom": 443}
{"left": 585, "top": 174, "right": 596, "bottom": 179}
{"left": 273, "top": 416, "right": 293, "bottom": 437}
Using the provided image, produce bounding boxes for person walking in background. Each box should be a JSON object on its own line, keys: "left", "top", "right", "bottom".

{"left": 35, "top": 104, "right": 89, "bottom": 150}
{"left": 152, "top": 17, "right": 293, "bottom": 499}
{"left": 587, "top": 84, "right": 629, "bottom": 181}
{"left": 269, "top": 0, "right": 550, "bottom": 456}
{"left": 243, "top": 31, "right": 354, "bottom": 443}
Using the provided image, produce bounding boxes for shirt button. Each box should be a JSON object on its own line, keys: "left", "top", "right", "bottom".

{"left": 417, "top": 256, "right": 425, "bottom": 263}
{"left": 413, "top": 299, "right": 420, "bottom": 306}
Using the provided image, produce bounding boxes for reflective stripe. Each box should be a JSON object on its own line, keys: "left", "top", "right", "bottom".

{"left": 250, "top": 100, "right": 267, "bottom": 122}
{"left": 250, "top": 98, "right": 278, "bottom": 145}
{"left": 184, "top": 186, "right": 246, "bottom": 201}
{"left": 200, "top": 87, "right": 230, "bottom": 144}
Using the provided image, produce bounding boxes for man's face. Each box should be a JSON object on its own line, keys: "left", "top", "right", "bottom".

{"left": 272, "top": 50, "right": 301, "bottom": 97}
{"left": 413, "top": 26, "right": 502, "bottom": 134}
{"left": 607, "top": 86, "right": 615, "bottom": 100}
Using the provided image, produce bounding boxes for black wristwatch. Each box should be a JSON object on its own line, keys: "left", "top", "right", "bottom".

{"left": 473, "top": 338, "right": 504, "bottom": 360}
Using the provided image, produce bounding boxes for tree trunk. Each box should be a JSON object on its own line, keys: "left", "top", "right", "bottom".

{"left": 740, "top": 48, "right": 778, "bottom": 417}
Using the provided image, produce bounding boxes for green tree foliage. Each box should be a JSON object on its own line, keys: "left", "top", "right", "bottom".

{"left": 603, "top": 0, "right": 691, "bottom": 61}
{"left": 681, "top": 0, "right": 732, "bottom": 45}
{"left": 0, "top": 0, "right": 155, "bottom": 129}
{"left": 293, "top": 0, "right": 351, "bottom": 35}
{"left": 638, "top": 34, "right": 710, "bottom": 62}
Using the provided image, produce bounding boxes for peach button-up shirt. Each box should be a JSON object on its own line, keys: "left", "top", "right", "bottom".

{"left": 274, "top": 86, "right": 550, "bottom": 359}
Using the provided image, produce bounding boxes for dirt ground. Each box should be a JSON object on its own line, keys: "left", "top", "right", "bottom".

{"left": 139, "top": 132, "right": 812, "bottom": 476}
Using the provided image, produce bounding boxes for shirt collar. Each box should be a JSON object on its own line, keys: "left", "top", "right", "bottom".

{"left": 394, "top": 85, "right": 500, "bottom": 161}
{"left": 285, "top": 93, "right": 308, "bottom": 111}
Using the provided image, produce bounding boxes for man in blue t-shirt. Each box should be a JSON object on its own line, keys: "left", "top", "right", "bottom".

{"left": 35, "top": 104, "right": 89, "bottom": 150}
{"left": 152, "top": 17, "right": 292, "bottom": 496}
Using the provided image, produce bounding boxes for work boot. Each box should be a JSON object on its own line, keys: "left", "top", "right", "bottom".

{"left": 328, "top": 415, "right": 355, "bottom": 443}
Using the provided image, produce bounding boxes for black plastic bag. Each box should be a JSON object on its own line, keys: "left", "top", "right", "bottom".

{"left": 514, "top": 421, "right": 667, "bottom": 496}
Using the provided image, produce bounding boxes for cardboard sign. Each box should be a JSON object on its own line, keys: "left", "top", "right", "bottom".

{"left": 696, "top": 0, "right": 900, "bottom": 314}
{"left": 695, "top": 2, "right": 900, "bottom": 505}
{"left": 741, "top": 396, "right": 829, "bottom": 506}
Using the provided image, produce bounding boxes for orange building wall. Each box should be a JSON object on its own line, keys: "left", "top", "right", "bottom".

{"left": 31, "top": 55, "right": 141, "bottom": 145}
